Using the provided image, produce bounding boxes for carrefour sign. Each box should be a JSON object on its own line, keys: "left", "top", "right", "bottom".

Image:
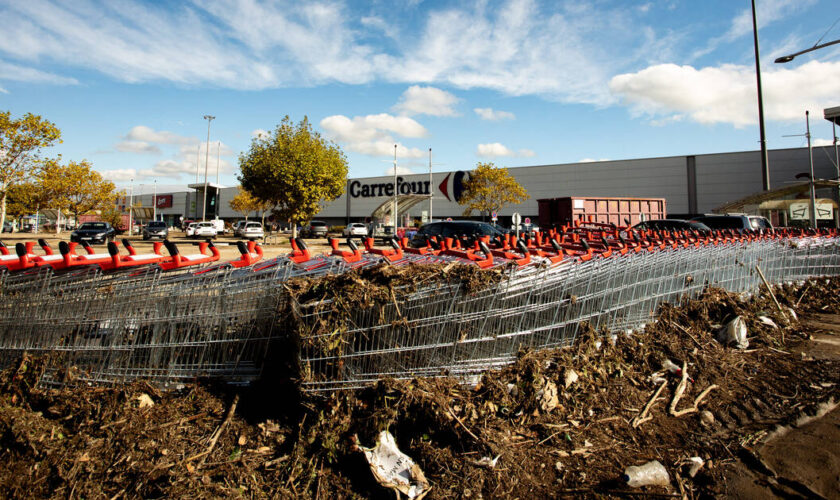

{"left": 348, "top": 171, "right": 468, "bottom": 202}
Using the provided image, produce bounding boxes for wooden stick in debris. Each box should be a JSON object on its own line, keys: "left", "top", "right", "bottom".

{"left": 795, "top": 283, "right": 811, "bottom": 308}
{"left": 197, "top": 394, "right": 239, "bottom": 468}
{"left": 632, "top": 381, "right": 667, "bottom": 428}
{"left": 756, "top": 265, "right": 787, "bottom": 343}
{"left": 668, "top": 362, "right": 690, "bottom": 416}
{"left": 671, "top": 384, "right": 719, "bottom": 418}
{"left": 755, "top": 265, "right": 784, "bottom": 315}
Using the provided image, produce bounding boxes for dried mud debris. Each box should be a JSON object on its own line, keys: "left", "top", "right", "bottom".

{"left": 0, "top": 278, "right": 837, "bottom": 498}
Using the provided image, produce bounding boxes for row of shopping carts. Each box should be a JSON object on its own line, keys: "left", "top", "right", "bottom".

{"left": 0, "top": 225, "right": 837, "bottom": 391}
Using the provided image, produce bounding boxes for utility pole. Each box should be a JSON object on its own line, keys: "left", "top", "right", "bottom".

{"left": 215, "top": 140, "right": 221, "bottom": 219}
{"left": 751, "top": 0, "right": 770, "bottom": 190}
{"left": 153, "top": 179, "right": 157, "bottom": 221}
{"left": 806, "top": 111, "right": 817, "bottom": 228}
{"left": 393, "top": 144, "right": 398, "bottom": 234}
{"left": 202, "top": 115, "right": 215, "bottom": 222}
{"left": 128, "top": 177, "right": 134, "bottom": 236}
{"left": 429, "top": 148, "right": 433, "bottom": 222}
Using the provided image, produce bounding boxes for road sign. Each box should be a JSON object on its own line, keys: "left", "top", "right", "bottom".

{"left": 524, "top": 217, "right": 531, "bottom": 225}
{"left": 491, "top": 211, "right": 498, "bottom": 222}
{"left": 512, "top": 212, "right": 521, "bottom": 225}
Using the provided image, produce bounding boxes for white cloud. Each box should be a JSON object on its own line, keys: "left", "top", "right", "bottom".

{"left": 0, "top": 59, "right": 78, "bottom": 85}
{"left": 393, "top": 85, "right": 459, "bottom": 117}
{"left": 114, "top": 140, "right": 161, "bottom": 154}
{"left": 474, "top": 108, "right": 515, "bottom": 121}
{"left": 0, "top": 86, "right": 7, "bottom": 94}
{"left": 320, "top": 114, "right": 427, "bottom": 158}
{"left": 609, "top": 61, "right": 840, "bottom": 127}
{"left": 101, "top": 168, "right": 138, "bottom": 182}
{"left": 126, "top": 125, "right": 196, "bottom": 145}
{"left": 724, "top": 0, "right": 816, "bottom": 41}
{"left": 812, "top": 138, "right": 835, "bottom": 147}
{"left": 251, "top": 128, "right": 269, "bottom": 139}
{"left": 476, "top": 143, "right": 535, "bottom": 158}
{"left": 384, "top": 165, "right": 415, "bottom": 176}
{"left": 579, "top": 158, "right": 611, "bottom": 163}
{"left": 0, "top": 1, "right": 675, "bottom": 104}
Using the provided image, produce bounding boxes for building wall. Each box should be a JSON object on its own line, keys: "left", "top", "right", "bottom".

{"left": 142, "top": 146, "right": 840, "bottom": 224}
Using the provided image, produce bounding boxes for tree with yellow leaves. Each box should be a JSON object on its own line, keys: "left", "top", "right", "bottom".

{"left": 38, "top": 158, "right": 118, "bottom": 230}
{"left": 0, "top": 111, "right": 62, "bottom": 231}
{"left": 458, "top": 162, "right": 529, "bottom": 221}
{"left": 229, "top": 187, "right": 272, "bottom": 223}
{"left": 238, "top": 116, "right": 347, "bottom": 237}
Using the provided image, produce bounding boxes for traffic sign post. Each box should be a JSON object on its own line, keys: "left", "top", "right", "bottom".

{"left": 512, "top": 212, "right": 521, "bottom": 239}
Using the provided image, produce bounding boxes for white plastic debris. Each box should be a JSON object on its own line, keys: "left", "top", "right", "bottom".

{"left": 136, "top": 393, "right": 154, "bottom": 408}
{"left": 758, "top": 316, "right": 778, "bottom": 329}
{"left": 716, "top": 317, "right": 749, "bottom": 349}
{"left": 360, "top": 431, "right": 431, "bottom": 499}
{"left": 537, "top": 379, "right": 559, "bottom": 412}
{"left": 786, "top": 307, "right": 798, "bottom": 322}
{"left": 564, "top": 369, "right": 579, "bottom": 389}
{"left": 686, "top": 457, "right": 704, "bottom": 477}
{"left": 661, "top": 359, "right": 683, "bottom": 376}
{"left": 624, "top": 460, "right": 670, "bottom": 488}
{"left": 475, "top": 455, "right": 500, "bottom": 468}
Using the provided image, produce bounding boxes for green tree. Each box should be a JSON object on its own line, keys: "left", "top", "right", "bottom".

{"left": 38, "top": 158, "right": 118, "bottom": 230}
{"left": 238, "top": 116, "right": 347, "bottom": 237}
{"left": 458, "top": 162, "right": 529, "bottom": 220}
{"left": 0, "top": 111, "right": 62, "bottom": 231}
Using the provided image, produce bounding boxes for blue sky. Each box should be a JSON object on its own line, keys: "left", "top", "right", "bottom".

{"left": 1, "top": 0, "right": 839, "bottom": 193}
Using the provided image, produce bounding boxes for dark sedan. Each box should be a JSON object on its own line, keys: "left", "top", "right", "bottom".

{"left": 632, "top": 219, "right": 710, "bottom": 232}
{"left": 71, "top": 222, "right": 116, "bottom": 244}
{"left": 410, "top": 220, "right": 506, "bottom": 248}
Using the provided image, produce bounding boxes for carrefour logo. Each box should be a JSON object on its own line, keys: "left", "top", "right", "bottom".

{"left": 349, "top": 171, "right": 468, "bottom": 201}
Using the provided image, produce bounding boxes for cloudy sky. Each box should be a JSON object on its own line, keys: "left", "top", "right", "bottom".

{"left": 2, "top": 0, "right": 839, "bottom": 191}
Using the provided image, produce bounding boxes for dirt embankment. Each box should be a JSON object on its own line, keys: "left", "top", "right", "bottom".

{"left": 0, "top": 278, "right": 838, "bottom": 499}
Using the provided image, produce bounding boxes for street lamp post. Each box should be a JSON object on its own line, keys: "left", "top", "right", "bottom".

{"left": 202, "top": 115, "right": 215, "bottom": 222}
{"left": 128, "top": 178, "right": 134, "bottom": 236}
{"left": 774, "top": 38, "right": 840, "bottom": 63}
{"left": 751, "top": 0, "right": 770, "bottom": 190}
{"left": 153, "top": 179, "right": 157, "bottom": 221}
{"left": 393, "top": 144, "right": 398, "bottom": 235}
{"left": 806, "top": 111, "right": 817, "bottom": 228}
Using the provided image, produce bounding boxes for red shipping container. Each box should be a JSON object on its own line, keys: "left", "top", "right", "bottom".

{"left": 538, "top": 196, "right": 666, "bottom": 228}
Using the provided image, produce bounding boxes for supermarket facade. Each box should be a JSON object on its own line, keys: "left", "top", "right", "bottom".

{"left": 129, "top": 146, "right": 840, "bottom": 228}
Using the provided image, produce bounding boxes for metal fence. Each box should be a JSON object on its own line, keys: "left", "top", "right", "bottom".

{"left": 0, "top": 233, "right": 837, "bottom": 391}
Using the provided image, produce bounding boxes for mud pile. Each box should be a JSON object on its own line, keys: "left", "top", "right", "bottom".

{"left": 0, "top": 277, "right": 838, "bottom": 498}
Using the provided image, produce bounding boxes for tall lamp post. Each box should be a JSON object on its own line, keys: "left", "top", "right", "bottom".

{"left": 128, "top": 177, "right": 134, "bottom": 236}
{"left": 202, "top": 115, "right": 215, "bottom": 222}
{"left": 751, "top": 0, "right": 770, "bottom": 190}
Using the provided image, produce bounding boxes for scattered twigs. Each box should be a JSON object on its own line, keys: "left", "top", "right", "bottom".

{"left": 756, "top": 265, "right": 786, "bottom": 342}
{"left": 795, "top": 283, "right": 811, "bottom": 308}
{"left": 668, "top": 362, "right": 690, "bottom": 416}
{"left": 633, "top": 381, "right": 667, "bottom": 428}
{"left": 192, "top": 394, "right": 239, "bottom": 468}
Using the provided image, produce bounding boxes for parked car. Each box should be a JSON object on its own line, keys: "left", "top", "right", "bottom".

{"left": 142, "top": 220, "right": 169, "bottom": 240}
{"left": 238, "top": 222, "right": 264, "bottom": 240}
{"left": 303, "top": 220, "right": 329, "bottom": 238}
{"left": 343, "top": 223, "right": 368, "bottom": 237}
{"left": 185, "top": 222, "right": 198, "bottom": 237}
{"left": 192, "top": 221, "right": 218, "bottom": 238}
{"left": 410, "top": 220, "right": 505, "bottom": 248}
{"left": 70, "top": 222, "right": 116, "bottom": 244}
{"left": 632, "top": 219, "right": 711, "bottom": 232}
{"left": 690, "top": 215, "right": 771, "bottom": 231}
{"left": 232, "top": 220, "right": 248, "bottom": 237}
{"left": 1, "top": 222, "right": 12, "bottom": 233}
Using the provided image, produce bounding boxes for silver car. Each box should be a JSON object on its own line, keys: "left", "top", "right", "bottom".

{"left": 240, "top": 222, "right": 264, "bottom": 240}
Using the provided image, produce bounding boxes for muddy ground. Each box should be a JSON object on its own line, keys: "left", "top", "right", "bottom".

{"left": 0, "top": 276, "right": 838, "bottom": 499}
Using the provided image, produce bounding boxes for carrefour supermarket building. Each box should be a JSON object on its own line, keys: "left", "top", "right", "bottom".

{"left": 134, "top": 146, "right": 839, "bottom": 228}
